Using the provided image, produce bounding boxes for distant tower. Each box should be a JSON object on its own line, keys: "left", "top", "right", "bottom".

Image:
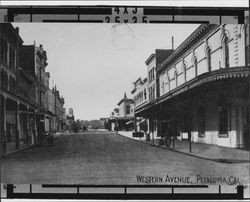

{"left": 68, "top": 108, "right": 74, "bottom": 117}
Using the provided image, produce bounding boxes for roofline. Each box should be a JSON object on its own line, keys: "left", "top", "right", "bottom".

{"left": 117, "top": 98, "right": 133, "bottom": 106}
{"left": 10, "top": 24, "right": 24, "bottom": 44}
{"left": 133, "top": 77, "right": 142, "bottom": 85}
{"left": 158, "top": 24, "right": 219, "bottom": 72}
{"left": 145, "top": 53, "right": 156, "bottom": 65}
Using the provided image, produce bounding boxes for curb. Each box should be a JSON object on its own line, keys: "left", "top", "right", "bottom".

{"left": 116, "top": 132, "right": 250, "bottom": 164}
{"left": 1, "top": 145, "right": 36, "bottom": 159}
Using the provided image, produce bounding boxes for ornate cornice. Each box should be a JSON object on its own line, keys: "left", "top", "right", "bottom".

{"left": 157, "top": 24, "right": 219, "bottom": 73}
{"left": 145, "top": 53, "right": 156, "bottom": 65}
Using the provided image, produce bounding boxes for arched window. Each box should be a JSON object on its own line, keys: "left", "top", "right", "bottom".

{"left": 182, "top": 60, "right": 187, "bottom": 81}
{"left": 174, "top": 68, "right": 178, "bottom": 87}
{"left": 222, "top": 36, "right": 229, "bottom": 68}
{"left": 167, "top": 73, "right": 170, "bottom": 92}
{"left": 239, "top": 25, "right": 246, "bottom": 66}
{"left": 206, "top": 46, "right": 211, "bottom": 71}
{"left": 193, "top": 56, "right": 198, "bottom": 76}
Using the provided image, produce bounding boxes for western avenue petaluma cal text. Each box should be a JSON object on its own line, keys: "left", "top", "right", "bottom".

{"left": 136, "top": 175, "right": 241, "bottom": 185}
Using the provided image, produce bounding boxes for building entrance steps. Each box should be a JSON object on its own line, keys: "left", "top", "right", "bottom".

{"left": 117, "top": 131, "right": 250, "bottom": 164}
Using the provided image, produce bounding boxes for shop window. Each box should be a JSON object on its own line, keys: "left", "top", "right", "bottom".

{"left": 197, "top": 107, "right": 205, "bottom": 137}
{"left": 218, "top": 95, "right": 228, "bottom": 136}
{"left": 172, "top": 120, "right": 179, "bottom": 137}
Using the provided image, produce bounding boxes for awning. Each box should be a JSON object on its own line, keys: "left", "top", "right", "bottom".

{"left": 135, "top": 67, "right": 250, "bottom": 115}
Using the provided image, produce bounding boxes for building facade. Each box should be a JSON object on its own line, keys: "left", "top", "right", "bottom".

{"left": 134, "top": 24, "right": 250, "bottom": 149}
{"left": 107, "top": 93, "right": 134, "bottom": 131}
{"left": 19, "top": 42, "right": 49, "bottom": 144}
{"left": 1, "top": 24, "right": 67, "bottom": 156}
{"left": 52, "top": 86, "right": 66, "bottom": 132}
{"left": 0, "top": 24, "right": 43, "bottom": 155}
{"left": 131, "top": 77, "right": 148, "bottom": 136}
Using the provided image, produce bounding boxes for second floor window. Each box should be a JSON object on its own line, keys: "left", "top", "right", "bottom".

{"left": 152, "top": 85, "right": 155, "bottom": 99}
{"left": 161, "top": 81, "right": 164, "bottom": 93}
{"left": 206, "top": 46, "right": 211, "bottom": 71}
{"left": 126, "top": 105, "right": 130, "bottom": 115}
{"left": 182, "top": 61, "right": 187, "bottom": 81}
{"left": 193, "top": 56, "right": 198, "bottom": 76}
{"left": 222, "top": 36, "right": 229, "bottom": 68}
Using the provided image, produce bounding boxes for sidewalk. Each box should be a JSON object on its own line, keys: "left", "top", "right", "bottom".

{"left": 1, "top": 133, "right": 65, "bottom": 158}
{"left": 1, "top": 141, "right": 35, "bottom": 158}
{"left": 117, "top": 131, "right": 250, "bottom": 164}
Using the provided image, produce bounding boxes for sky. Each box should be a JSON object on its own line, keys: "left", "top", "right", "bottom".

{"left": 13, "top": 23, "right": 199, "bottom": 120}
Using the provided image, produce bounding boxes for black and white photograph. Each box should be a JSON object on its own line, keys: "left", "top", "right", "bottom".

{"left": 0, "top": 1, "right": 250, "bottom": 200}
